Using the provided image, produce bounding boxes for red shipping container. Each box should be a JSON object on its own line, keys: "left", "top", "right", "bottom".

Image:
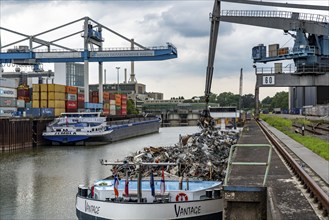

{"left": 66, "top": 101, "right": 77, "bottom": 109}
{"left": 66, "top": 108, "right": 77, "bottom": 112}
{"left": 121, "top": 109, "right": 127, "bottom": 115}
{"left": 109, "top": 93, "right": 115, "bottom": 100}
{"left": 121, "top": 100, "right": 127, "bottom": 105}
{"left": 17, "top": 88, "right": 29, "bottom": 97}
{"left": 78, "top": 94, "right": 85, "bottom": 102}
{"left": 121, "top": 94, "right": 127, "bottom": 100}
{"left": 92, "top": 91, "right": 99, "bottom": 97}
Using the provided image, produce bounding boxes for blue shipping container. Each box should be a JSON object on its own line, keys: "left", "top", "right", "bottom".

{"left": 84, "top": 102, "right": 103, "bottom": 109}
{"left": 26, "top": 108, "right": 41, "bottom": 117}
{"left": 41, "top": 108, "right": 55, "bottom": 117}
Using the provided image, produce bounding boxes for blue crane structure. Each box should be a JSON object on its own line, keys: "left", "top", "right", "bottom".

{"left": 0, "top": 16, "right": 177, "bottom": 103}
{"left": 203, "top": 0, "right": 328, "bottom": 117}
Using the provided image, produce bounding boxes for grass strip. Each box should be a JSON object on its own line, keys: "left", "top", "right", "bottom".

{"left": 260, "top": 114, "right": 329, "bottom": 161}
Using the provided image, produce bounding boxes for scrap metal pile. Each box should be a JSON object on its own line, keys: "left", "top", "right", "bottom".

{"left": 111, "top": 126, "right": 240, "bottom": 182}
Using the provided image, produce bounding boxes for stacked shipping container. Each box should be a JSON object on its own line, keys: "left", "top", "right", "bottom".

{"left": 103, "top": 91, "right": 110, "bottom": 115}
{"left": 1, "top": 80, "right": 130, "bottom": 117}
{"left": 47, "top": 84, "right": 66, "bottom": 116}
{"left": 77, "top": 87, "right": 85, "bottom": 111}
{"left": 17, "top": 85, "right": 30, "bottom": 109}
{"left": 0, "top": 78, "right": 18, "bottom": 117}
{"left": 65, "top": 86, "right": 78, "bottom": 112}
{"left": 109, "top": 93, "right": 116, "bottom": 115}
{"left": 121, "top": 94, "right": 127, "bottom": 115}
{"left": 115, "top": 94, "right": 121, "bottom": 115}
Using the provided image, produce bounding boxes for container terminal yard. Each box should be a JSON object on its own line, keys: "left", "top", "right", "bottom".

{"left": 1, "top": 0, "right": 329, "bottom": 219}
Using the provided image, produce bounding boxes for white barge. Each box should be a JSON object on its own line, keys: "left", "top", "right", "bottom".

{"left": 76, "top": 162, "right": 223, "bottom": 220}
{"left": 42, "top": 112, "right": 161, "bottom": 145}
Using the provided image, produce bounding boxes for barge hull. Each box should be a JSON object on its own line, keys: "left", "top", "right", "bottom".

{"left": 76, "top": 195, "right": 222, "bottom": 220}
{"left": 106, "top": 119, "right": 160, "bottom": 142}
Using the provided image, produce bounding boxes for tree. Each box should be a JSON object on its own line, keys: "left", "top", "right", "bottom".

{"left": 241, "top": 94, "right": 255, "bottom": 109}
{"left": 272, "top": 91, "right": 288, "bottom": 109}
{"left": 127, "top": 99, "right": 139, "bottom": 114}
{"left": 216, "top": 92, "right": 239, "bottom": 106}
{"left": 261, "top": 96, "right": 273, "bottom": 111}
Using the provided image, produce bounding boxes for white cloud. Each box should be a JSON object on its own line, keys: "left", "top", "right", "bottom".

{"left": 0, "top": 0, "right": 327, "bottom": 101}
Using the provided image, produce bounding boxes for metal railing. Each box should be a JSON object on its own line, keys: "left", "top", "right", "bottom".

{"left": 224, "top": 144, "right": 273, "bottom": 186}
{"left": 221, "top": 10, "right": 329, "bottom": 23}
{"left": 255, "top": 64, "right": 329, "bottom": 75}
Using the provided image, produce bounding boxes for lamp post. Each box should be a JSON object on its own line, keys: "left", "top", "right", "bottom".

{"left": 116, "top": 66, "right": 120, "bottom": 92}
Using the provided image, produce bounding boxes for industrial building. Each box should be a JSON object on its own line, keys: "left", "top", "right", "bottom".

{"left": 54, "top": 63, "right": 85, "bottom": 87}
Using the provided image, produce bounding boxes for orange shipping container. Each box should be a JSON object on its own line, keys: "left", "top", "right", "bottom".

{"left": 18, "top": 96, "right": 30, "bottom": 102}
{"left": 92, "top": 97, "right": 99, "bottom": 103}
{"left": 103, "top": 92, "right": 110, "bottom": 100}
{"left": 65, "top": 86, "right": 77, "bottom": 94}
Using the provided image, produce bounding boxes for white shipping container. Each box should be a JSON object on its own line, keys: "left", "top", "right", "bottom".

{"left": 0, "top": 107, "right": 17, "bottom": 117}
{"left": 66, "top": 93, "right": 77, "bottom": 101}
{"left": 77, "top": 87, "right": 85, "bottom": 94}
{"left": 110, "top": 109, "right": 116, "bottom": 115}
{"left": 0, "top": 97, "right": 17, "bottom": 107}
{"left": 0, "top": 87, "right": 17, "bottom": 98}
{"left": 0, "top": 78, "right": 19, "bottom": 88}
{"left": 109, "top": 100, "right": 115, "bottom": 105}
{"left": 17, "top": 99, "right": 25, "bottom": 108}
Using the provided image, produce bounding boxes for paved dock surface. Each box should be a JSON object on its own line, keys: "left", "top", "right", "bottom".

{"left": 227, "top": 119, "right": 320, "bottom": 220}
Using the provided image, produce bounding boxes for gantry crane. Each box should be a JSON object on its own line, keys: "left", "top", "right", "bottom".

{"left": 0, "top": 16, "right": 177, "bottom": 103}
{"left": 203, "top": 0, "right": 328, "bottom": 118}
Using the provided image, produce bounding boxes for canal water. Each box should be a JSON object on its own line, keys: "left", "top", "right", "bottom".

{"left": 0, "top": 126, "right": 200, "bottom": 220}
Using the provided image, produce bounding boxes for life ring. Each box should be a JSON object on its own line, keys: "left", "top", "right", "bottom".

{"left": 176, "top": 192, "right": 188, "bottom": 202}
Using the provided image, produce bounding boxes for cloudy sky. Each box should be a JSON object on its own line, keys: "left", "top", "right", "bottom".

{"left": 0, "top": 0, "right": 328, "bottom": 100}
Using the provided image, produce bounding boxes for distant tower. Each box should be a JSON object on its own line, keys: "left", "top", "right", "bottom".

{"left": 129, "top": 39, "right": 137, "bottom": 83}
{"left": 239, "top": 68, "right": 243, "bottom": 110}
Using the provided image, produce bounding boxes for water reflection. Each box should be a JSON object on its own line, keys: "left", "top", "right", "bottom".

{"left": 0, "top": 126, "right": 199, "bottom": 219}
